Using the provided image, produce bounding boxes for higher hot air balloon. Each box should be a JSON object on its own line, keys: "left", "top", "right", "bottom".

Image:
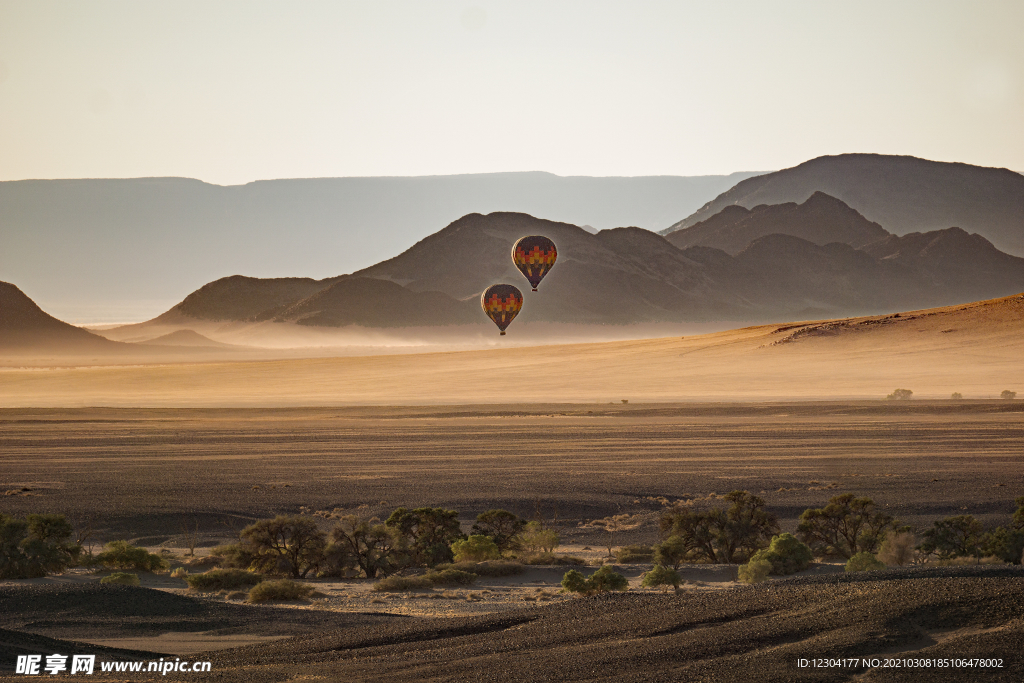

{"left": 512, "top": 235, "right": 557, "bottom": 291}
{"left": 481, "top": 284, "right": 523, "bottom": 335}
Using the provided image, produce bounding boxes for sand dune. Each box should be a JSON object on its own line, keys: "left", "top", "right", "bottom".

{"left": 1, "top": 294, "right": 1020, "bottom": 407}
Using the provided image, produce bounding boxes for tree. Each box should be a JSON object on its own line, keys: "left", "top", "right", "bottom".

{"left": 950, "top": 392, "right": 963, "bottom": 400}
{"left": 521, "top": 521, "right": 559, "bottom": 553}
{"left": 918, "top": 515, "right": 984, "bottom": 560}
{"left": 797, "top": 494, "right": 898, "bottom": 559}
{"left": 386, "top": 507, "right": 465, "bottom": 567}
{"left": 451, "top": 535, "right": 500, "bottom": 562}
{"left": 0, "top": 514, "right": 80, "bottom": 579}
{"left": 887, "top": 388, "right": 913, "bottom": 400}
{"left": 653, "top": 535, "right": 688, "bottom": 570}
{"left": 1013, "top": 497, "right": 1024, "bottom": 531}
{"left": 716, "top": 491, "right": 779, "bottom": 563}
{"left": 240, "top": 515, "right": 327, "bottom": 578}
{"left": 471, "top": 510, "right": 525, "bottom": 553}
{"left": 659, "top": 507, "right": 722, "bottom": 563}
{"left": 1001, "top": 390, "right": 1017, "bottom": 400}
{"left": 330, "top": 516, "right": 408, "bottom": 579}
{"left": 983, "top": 527, "right": 1024, "bottom": 565}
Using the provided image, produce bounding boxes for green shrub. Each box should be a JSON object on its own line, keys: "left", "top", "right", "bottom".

{"left": 170, "top": 567, "right": 188, "bottom": 579}
{"left": 521, "top": 522, "right": 559, "bottom": 553}
{"left": 738, "top": 559, "right": 771, "bottom": 584}
{"left": 451, "top": 535, "right": 500, "bottom": 563}
{"left": 845, "top": 552, "right": 886, "bottom": 572}
{"left": 372, "top": 575, "right": 435, "bottom": 591}
{"left": 523, "top": 553, "right": 584, "bottom": 565}
{"left": 185, "top": 568, "right": 263, "bottom": 591}
{"left": 434, "top": 561, "right": 525, "bottom": 577}
{"left": 100, "top": 572, "right": 140, "bottom": 586}
{"left": 653, "top": 535, "right": 689, "bottom": 569}
{"left": 614, "top": 545, "right": 655, "bottom": 563}
{"left": 749, "top": 533, "right": 813, "bottom": 575}
{"left": 561, "top": 565, "right": 628, "bottom": 594}
{"left": 641, "top": 565, "right": 681, "bottom": 590}
{"left": 425, "top": 568, "right": 477, "bottom": 586}
{"left": 983, "top": 527, "right": 1024, "bottom": 564}
{"left": 94, "top": 541, "right": 167, "bottom": 572}
{"left": 247, "top": 579, "right": 315, "bottom": 603}
{"left": 0, "top": 514, "right": 81, "bottom": 579}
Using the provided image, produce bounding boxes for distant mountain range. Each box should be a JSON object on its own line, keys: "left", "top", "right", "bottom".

{"left": 0, "top": 171, "right": 762, "bottom": 322}
{"left": 663, "top": 153, "right": 1024, "bottom": 256}
{"left": 125, "top": 200, "right": 1024, "bottom": 330}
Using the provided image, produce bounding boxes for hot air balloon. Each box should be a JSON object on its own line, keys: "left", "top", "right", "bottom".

{"left": 512, "top": 235, "right": 557, "bottom": 291}
{"left": 481, "top": 284, "right": 523, "bottom": 335}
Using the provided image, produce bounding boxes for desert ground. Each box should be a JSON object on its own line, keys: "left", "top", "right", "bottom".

{"left": 1, "top": 296, "right": 1022, "bottom": 680}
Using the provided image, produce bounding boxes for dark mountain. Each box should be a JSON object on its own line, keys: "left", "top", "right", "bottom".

{"left": 0, "top": 281, "right": 122, "bottom": 350}
{"left": 662, "top": 154, "right": 1024, "bottom": 257}
{"left": 129, "top": 211, "right": 1024, "bottom": 330}
{"left": 665, "top": 192, "right": 890, "bottom": 254}
{"left": 0, "top": 171, "right": 763, "bottom": 323}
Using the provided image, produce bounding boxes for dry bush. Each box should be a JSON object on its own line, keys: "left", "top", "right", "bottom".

{"left": 877, "top": 532, "right": 917, "bottom": 566}
{"left": 845, "top": 552, "right": 886, "bottom": 572}
{"left": 614, "top": 545, "right": 655, "bottom": 563}
{"left": 185, "top": 568, "right": 263, "bottom": 591}
{"left": 522, "top": 553, "right": 584, "bottom": 566}
{"left": 435, "top": 561, "right": 525, "bottom": 577}
{"left": 100, "top": 572, "right": 140, "bottom": 586}
{"left": 372, "top": 575, "right": 435, "bottom": 592}
{"left": 425, "top": 569, "right": 477, "bottom": 586}
{"left": 170, "top": 567, "right": 188, "bottom": 579}
{"left": 248, "top": 579, "right": 315, "bottom": 603}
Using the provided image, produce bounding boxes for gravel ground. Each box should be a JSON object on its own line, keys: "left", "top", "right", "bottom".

{"left": 2, "top": 569, "right": 1023, "bottom": 681}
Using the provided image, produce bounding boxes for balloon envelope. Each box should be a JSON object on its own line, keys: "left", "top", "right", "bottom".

{"left": 481, "top": 284, "right": 523, "bottom": 335}
{"left": 512, "top": 235, "right": 557, "bottom": 291}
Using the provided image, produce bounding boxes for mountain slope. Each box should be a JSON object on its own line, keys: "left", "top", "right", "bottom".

{"left": 0, "top": 281, "right": 124, "bottom": 351}
{"left": 122, "top": 211, "right": 1024, "bottom": 334}
{"left": 665, "top": 191, "right": 890, "bottom": 254}
{"left": 662, "top": 154, "right": 1024, "bottom": 256}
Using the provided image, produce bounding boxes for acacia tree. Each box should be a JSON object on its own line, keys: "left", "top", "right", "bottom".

{"left": 580, "top": 514, "right": 644, "bottom": 557}
{"left": 659, "top": 507, "right": 722, "bottom": 563}
{"left": 658, "top": 491, "right": 777, "bottom": 564}
{"left": 918, "top": 515, "right": 984, "bottom": 560}
{"left": 797, "top": 494, "right": 898, "bottom": 559}
{"left": 471, "top": 510, "right": 525, "bottom": 553}
{"left": 0, "top": 514, "right": 80, "bottom": 579}
{"left": 385, "top": 507, "right": 464, "bottom": 567}
{"left": 240, "top": 515, "right": 327, "bottom": 578}
{"left": 715, "top": 491, "right": 779, "bottom": 563}
{"left": 330, "top": 516, "right": 408, "bottom": 578}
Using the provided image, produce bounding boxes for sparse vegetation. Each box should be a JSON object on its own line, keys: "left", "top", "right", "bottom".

{"left": 641, "top": 565, "right": 681, "bottom": 591}
{"left": 185, "top": 568, "right": 263, "bottom": 591}
{"left": 100, "top": 572, "right": 140, "bottom": 586}
{"left": 887, "top": 388, "right": 913, "bottom": 400}
{"left": 797, "top": 494, "right": 899, "bottom": 558}
{"left": 521, "top": 553, "right": 584, "bottom": 565}
{"left": 614, "top": 544, "right": 655, "bottom": 563}
{"left": 950, "top": 392, "right": 963, "bottom": 400}
{"left": 845, "top": 552, "right": 886, "bottom": 572}
{"left": 247, "top": 579, "right": 315, "bottom": 603}
{"left": 94, "top": 540, "right": 167, "bottom": 572}
{"left": 748, "top": 533, "right": 812, "bottom": 575}
{"left": 0, "top": 513, "right": 81, "bottom": 579}
{"left": 451, "top": 534, "right": 500, "bottom": 562}
{"left": 170, "top": 567, "right": 188, "bottom": 579}
{"left": 738, "top": 559, "right": 771, "bottom": 584}
{"left": 561, "top": 565, "right": 628, "bottom": 594}
{"left": 424, "top": 568, "right": 477, "bottom": 586}
{"left": 581, "top": 514, "right": 644, "bottom": 557}
{"left": 372, "top": 568, "right": 477, "bottom": 591}
{"left": 434, "top": 560, "right": 525, "bottom": 577}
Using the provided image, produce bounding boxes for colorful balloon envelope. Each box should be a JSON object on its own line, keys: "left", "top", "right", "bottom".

{"left": 481, "top": 284, "right": 523, "bottom": 335}
{"left": 512, "top": 235, "right": 557, "bottom": 291}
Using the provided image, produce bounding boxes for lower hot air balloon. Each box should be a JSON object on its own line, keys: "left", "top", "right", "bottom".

{"left": 481, "top": 284, "right": 523, "bottom": 335}
{"left": 512, "top": 235, "right": 557, "bottom": 291}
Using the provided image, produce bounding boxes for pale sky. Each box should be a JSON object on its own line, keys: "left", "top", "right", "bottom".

{"left": 0, "top": 0, "right": 1022, "bottom": 185}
